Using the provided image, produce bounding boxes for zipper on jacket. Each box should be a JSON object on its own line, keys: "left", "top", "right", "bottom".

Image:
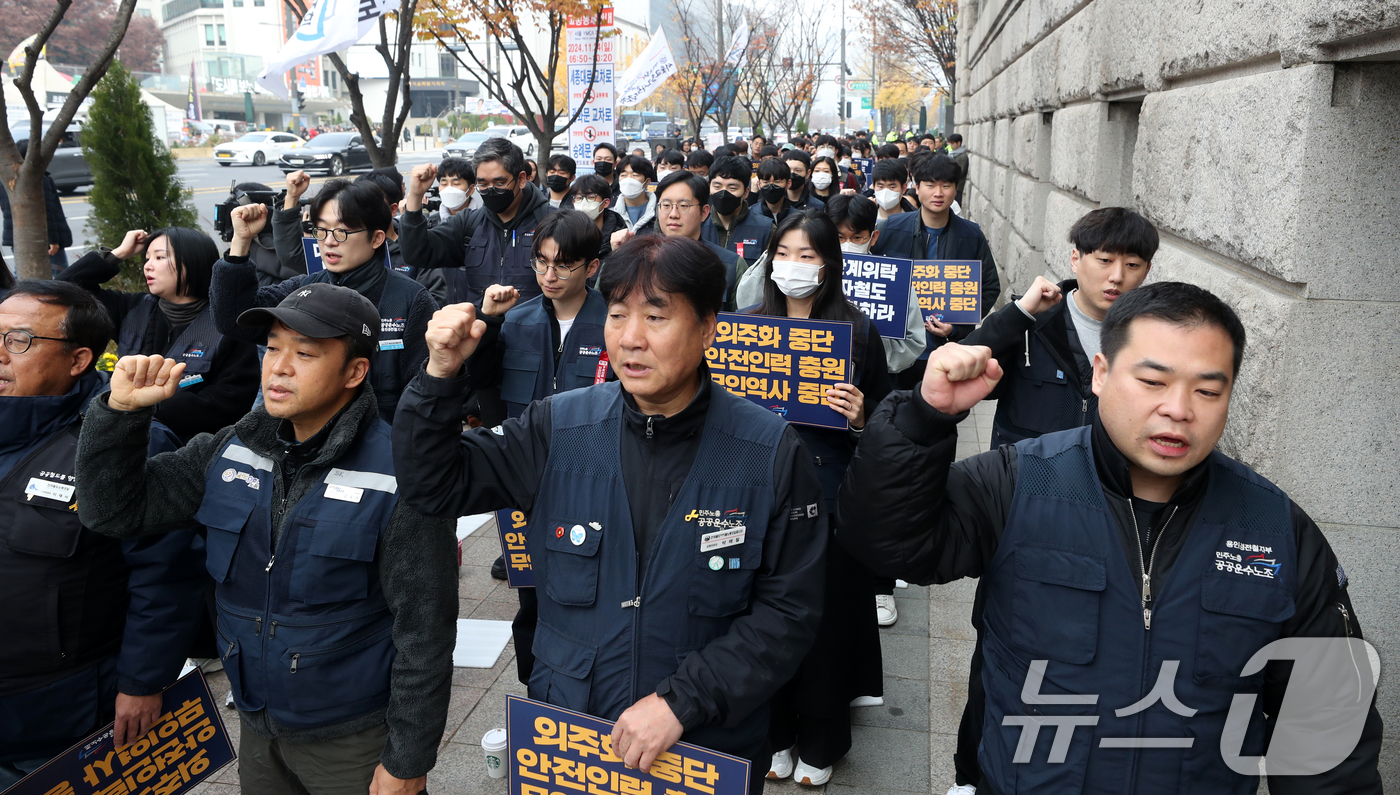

{"left": 265, "top": 554, "right": 276, "bottom": 572}
{"left": 646, "top": 416, "right": 654, "bottom": 439}
{"left": 290, "top": 652, "right": 299, "bottom": 673}
{"left": 254, "top": 617, "right": 262, "bottom": 636}
{"left": 268, "top": 620, "right": 278, "bottom": 639}
{"left": 1338, "top": 603, "right": 1365, "bottom": 700}
{"left": 621, "top": 596, "right": 642, "bottom": 608}
{"left": 1131, "top": 504, "right": 1178, "bottom": 630}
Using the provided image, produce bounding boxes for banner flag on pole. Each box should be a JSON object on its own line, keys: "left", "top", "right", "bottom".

{"left": 615, "top": 28, "right": 678, "bottom": 108}
{"left": 257, "top": 0, "right": 394, "bottom": 99}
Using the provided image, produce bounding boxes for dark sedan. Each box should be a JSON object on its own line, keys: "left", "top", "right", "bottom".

{"left": 277, "top": 132, "right": 377, "bottom": 175}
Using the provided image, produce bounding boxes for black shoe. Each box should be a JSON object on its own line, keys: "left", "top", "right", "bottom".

{"left": 490, "top": 554, "right": 508, "bottom": 580}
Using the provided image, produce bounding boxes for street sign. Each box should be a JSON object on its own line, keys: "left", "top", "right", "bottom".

{"left": 567, "top": 6, "right": 615, "bottom": 168}
{"left": 860, "top": 97, "right": 872, "bottom": 110}
{"left": 845, "top": 80, "right": 871, "bottom": 92}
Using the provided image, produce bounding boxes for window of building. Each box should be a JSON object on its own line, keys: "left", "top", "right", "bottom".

{"left": 217, "top": 24, "right": 226, "bottom": 45}
{"left": 439, "top": 52, "right": 456, "bottom": 78}
{"left": 232, "top": 0, "right": 242, "bottom": 6}
{"left": 204, "top": 24, "right": 214, "bottom": 46}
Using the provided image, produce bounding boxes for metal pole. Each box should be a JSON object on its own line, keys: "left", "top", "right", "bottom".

{"left": 838, "top": 0, "right": 846, "bottom": 135}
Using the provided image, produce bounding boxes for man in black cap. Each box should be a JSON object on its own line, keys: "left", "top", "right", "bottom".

{"left": 75, "top": 283, "right": 458, "bottom": 795}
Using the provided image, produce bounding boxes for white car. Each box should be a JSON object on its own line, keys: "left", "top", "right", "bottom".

{"left": 483, "top": 125, "right": 540, "bottom": 157}
{"left": 214, "top": 132, "right": 305, "bottom": 167}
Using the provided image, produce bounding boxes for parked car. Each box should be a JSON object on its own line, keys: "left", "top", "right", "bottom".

{"left": 214, "top": 131, "right": 305, "bottom": 167}
{"left": 277, "top": 132, "right": 377, "bottom": 175}
{"left": 9, "top": 122, "right": 92, "bottom": 194}
{"left": 442, "top": 131, "right": 494, "bottom": 160}
{"left": 483, "top": 124, "right": 538, "bottom": 156}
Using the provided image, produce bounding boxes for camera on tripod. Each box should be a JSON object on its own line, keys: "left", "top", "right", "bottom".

{"left": 212, "top": 181, "right": 309, "bottom": 242}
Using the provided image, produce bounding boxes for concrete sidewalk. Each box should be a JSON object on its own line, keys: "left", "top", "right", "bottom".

{"left": 191, "top": 401, "right": 999, "bottom": 795}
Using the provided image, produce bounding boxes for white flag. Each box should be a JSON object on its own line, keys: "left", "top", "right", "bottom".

{"left": 257, "top": 0, "right": 395, "bottom": 99}
{"left": 723, "top": 21, "right": 749, "bottom": 66}
{"left": 615, "top": 28, "right": 678, "bottom": 108}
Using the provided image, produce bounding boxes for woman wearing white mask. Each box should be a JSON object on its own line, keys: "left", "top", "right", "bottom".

{"left": 750, "top": 209, "right": 889, "bottom": 788}
{"left": 613, "top": 155, "right": 659, "bottom": 234}
{"left": 808, "top": 155, "right": 842, "bottom": 202}
{"left": 569, "top": 174, "right": 628, "bottom": 259}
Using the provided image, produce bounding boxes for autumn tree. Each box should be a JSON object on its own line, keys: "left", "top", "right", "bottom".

{"left": 420, "top": 0, "right": 608, "bottom": 179}
{"left": 0, "top": 0, "right": 162, "bottom": 73}
{"left": 280, "top": 0, "right": 419, "bottom": 169}
{"left": 871, "top": 0, "right": 956, "bottom": 97}
{"left": 0, "top": 0, "right": 139, "bottom": 279}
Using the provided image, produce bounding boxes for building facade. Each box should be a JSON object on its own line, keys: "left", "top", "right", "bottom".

{"left": 954, "top": 0, "right": 1399, "bottom": 783}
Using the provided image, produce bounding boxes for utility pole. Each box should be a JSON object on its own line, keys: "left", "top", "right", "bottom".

{"left": 838, "top": 0, "right": 846, "bottom": 135}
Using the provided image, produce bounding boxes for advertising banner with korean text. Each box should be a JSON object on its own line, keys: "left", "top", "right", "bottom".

{"left": 567, "top": 6, "right": 615, "bottom": 169}
{"left": 496, "top": 508, "right": 534, "bottom": 588}
{"left": 6, "top": 670, "right": 235, "bottom": 795}
{"left": 912, "top": 259, "right": 982, "bottom": 325}
{"left": 508, "top": 695, "right": 750, "bottom": 795}
{"left": 841, "top": 253, "right": 912, "bottom": 339}
{"left": 706, "top": 313, "right": 853, "bottom": 431}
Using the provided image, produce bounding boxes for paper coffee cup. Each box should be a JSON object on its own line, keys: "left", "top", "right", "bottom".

{"left": 482, "top": 728, "right": 508, "bottom": 779}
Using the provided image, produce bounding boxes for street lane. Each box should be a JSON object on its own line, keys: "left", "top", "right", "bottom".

{"left": 56, "top": 147, "right": 447, "bottom": 251}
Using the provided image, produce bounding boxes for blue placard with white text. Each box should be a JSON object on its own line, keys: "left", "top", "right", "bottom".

{"left": 706, "top": 313, "right": 853, "bottom": 430}
{"left": 5, "top": 670, "right": 235, "bottom": 795}
{"left": 841, "top": 253, "right": 912, "bottom": 339}
{"left": 507, "top": 695, "right": 751, "bottom": 795}
{"left": 852, "top": 157, "right": 874, "bottom": 187}
{"left": 912, "top": 259, "right": 983, "bottom": 324}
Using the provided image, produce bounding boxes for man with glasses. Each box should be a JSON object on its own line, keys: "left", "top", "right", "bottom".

{"left": 449, "top": 210, "right": 610, "bottom": 686}
{"left": 0, "top": 281, "right": 204, "bottom": 788}
{"left": 613, "top": 170, "right": 741, "bottom": 310}
{"left": 213, "top": 178, "right": 437, "bottom": 424}
{"left": 401, "top": 138, "right": 557, "bottom": 315}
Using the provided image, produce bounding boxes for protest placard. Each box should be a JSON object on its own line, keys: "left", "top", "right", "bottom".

{"left": 841, "top": 253, "right": 912, "bottom": 338}
{"left": 706, "top": 313, "right": 853, "bottom": 430}
{"left": 912, "top": 259, "right": 982, "bottom": 324}
{"left": 496, "top": 508, "right": 534, "bottom": 589}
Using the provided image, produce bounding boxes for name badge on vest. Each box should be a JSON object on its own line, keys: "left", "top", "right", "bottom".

{"left": 179, "top": 374, "right": 204, "bottom": 388}
{"left": 700, "top": 526, "right": 746, "bottom": 552}
{"left": 379, "top": 339, "right": 404, "bottom": 351}
{"left": 326, "top": 484, "right": 364, "bottom": 503}
{"left": 25, "top": 477, "right": 75, "bottom": 503}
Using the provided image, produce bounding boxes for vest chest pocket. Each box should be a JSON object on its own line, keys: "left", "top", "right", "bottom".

{"left": 528, "top": 620, "right": 597, "bottom": 712}
{"left": 464, "top": 233, "right": 490, "bottom": 269}
{"left": 541, "top": 518, "right": 602, "bottom": 607}
{"left": 1009, "top": 546, "right": 1105, "bottom": 665}
{"left": 688, "top": 526, "right": 766, "bottom": 618}
{"left": 1003, "top": 356, "right": 1078, "bottom": 436}
{"left": 194, "top": 486, "right": 258, "bottom": 583}
{"left": 6, "top": 492, "right": 82, "bottom": 558}
{"left": 1194, "top": 573, "right": 1294, "bottom": 684}
{"left": 567, "top": 357, "right": 602, "bottom": 390}
{"left": 289, "top": 517, "right": 383, "bottom": 605}
{"left": 500, "top": 350, "right": 543, "bottom": 407}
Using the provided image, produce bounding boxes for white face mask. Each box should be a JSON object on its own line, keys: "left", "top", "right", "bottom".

{"left": 875, "top": 188, "right": 902, "bottom": 210}
{"left": 575, "top": 198, "right": 603, "bottom": 220}
{"left": 769, "top": 260, "right": 823, "bottom": 299}
{"left": 619, "top": 177, "right": 646, "bottom": 199}
{"left": 810, "top": 172, "right": 833, "bottom": 190}
{"left": 816, "top": 147, "right": 836, "bottom": 160}
{"left": 840, "top": 239, "right": 872, "bottom": 254}
{"left": 657, "top": 167, "right": 675, "bottom": 178}
{"left": 839, "top": 158, "right": 852, "bottom": 168}
{"left": 439, "top": 186, "right": 469, "bottom": 210}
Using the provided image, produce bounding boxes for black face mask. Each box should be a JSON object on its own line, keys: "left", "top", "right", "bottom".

{"left": 594, "top": 161, "right": 614, "bottom": 177}
{"left": 710, "top": 189, "right": 742, "bottom": 216}
{"left": 481, "top": 183, "right": 517, "bottom": 214}
{"left": 760, "top": 184, "right": 786, "bottom": 205}
{"left": 546, "top": 174, "right": 570, "bottom": 193}
{"left": 788, "top": 173, "right": 806, "bottom": 191}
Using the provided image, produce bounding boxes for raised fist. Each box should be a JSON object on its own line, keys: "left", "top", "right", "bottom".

{"left": 919, "top": 343, "right": 1002, "bottom": 416}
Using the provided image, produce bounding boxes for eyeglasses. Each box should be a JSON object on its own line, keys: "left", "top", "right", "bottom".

{"left": 657, "top": 200, "right": 700, "bottom": 214}
{"left": 476, "top": 177, "right": 517, "bottom": 190}
{"left": 3, "top": 330, "right": 72, "bottom": 355}
{"left": 530, "top": 258, "right": 586, "bottom": 279}
{"left": 309, "top": 227, "right": 369, "bottom": 243}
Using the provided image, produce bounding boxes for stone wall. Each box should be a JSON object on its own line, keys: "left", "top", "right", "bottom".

{"left": 954, "top": 0, "right": 1400, "bottom": 783}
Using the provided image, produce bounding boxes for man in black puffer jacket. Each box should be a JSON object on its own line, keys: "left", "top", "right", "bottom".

{"left": 837, "top": 283, "right": 1382, "bottom": 795}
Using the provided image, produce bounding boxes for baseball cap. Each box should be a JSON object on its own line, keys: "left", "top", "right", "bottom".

{"left": 236, "top": 282, "right": 379, "bottom": 346}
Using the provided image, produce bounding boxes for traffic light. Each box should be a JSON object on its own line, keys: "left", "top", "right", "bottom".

{"left": 846, "top": 101, "right": 852, "bottom": 118}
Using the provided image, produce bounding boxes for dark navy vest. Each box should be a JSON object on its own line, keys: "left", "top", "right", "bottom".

{"left": 118, "top": 296, "right": 224, "bottom": 390}
{"left": 452, "top": 211, "right": 544, "bottom": 309}
{"left": 193, "top": 423, "right": 399, "bottom": 730}
{"left": 498, "top": 290, "right": 608, "bottom": 418}
{"left": 304, "top": 267, "right": 421, "bottom": 423}
{"left": 979, "top": 427, "right": 1296, "bottom": 794}
{"left": 527, "top": 382, "right": 785, "bottom": 751}
{"left": 990, "top": 318, "right": 1095, "bottom": 448}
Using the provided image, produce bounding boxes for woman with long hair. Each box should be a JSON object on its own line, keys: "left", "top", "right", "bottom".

{"left": 752, "top": 209, "right": 890, "bottom": 787}
{"left": 60, "top": 227, "right": 259, "bottom": 442}
{"left": 807, "top": 155, "right": 842, "bottom": 203}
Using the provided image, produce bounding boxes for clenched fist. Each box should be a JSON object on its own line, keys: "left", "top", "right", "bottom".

{"left": 109, "top": 355, "right": 187, "bottom": 412}
{"left": 284, "top": 170, "right": 312, "bottom": 208}
{"left": 227, "top": 204, "right": 269, "bottom": 257}
{"left": 425, "top": 303, "right": 488, "bottom": 378}
{"left": 111, "top": 229, "right": 149, "bottom": 260}
{"left": 1016, "top": 275, "right": 1063, "bottom": 316}
{"left": 920, "top": 343, "right": 1002, "bottom": 416}
{"left": 481, "top": 284, "right": 520, "bottom": 317}
{"left": 406, "top": 163, "right": 438, "bottom": 211}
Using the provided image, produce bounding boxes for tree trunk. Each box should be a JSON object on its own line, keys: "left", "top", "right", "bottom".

{"left": 534, "top": 130, "right": 553, "bottom": 184}
{"left": 8, "top": 166, "right": 50, "bottom": 280}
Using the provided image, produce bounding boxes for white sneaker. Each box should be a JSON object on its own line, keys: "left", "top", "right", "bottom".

{"left": 767, "top": 747, "right": 794, "bottom": 779}
{"left": 876, "top": 594, "right": 898, "bottom": 626}
{"left": 947, "top": 785, "right": 977, "bottom": 795}
{"left": 895, "top": 579, "right": 909, "bottom": 588}
{"left": 850, "top": 695, "right": 885, "bottom": 707}
{"left": 793, "top": 758, "right": 832, "bottom": 786}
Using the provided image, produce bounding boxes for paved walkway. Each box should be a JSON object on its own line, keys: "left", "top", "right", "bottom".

{"left": 192, "top": 401, "right": 999, "bottom": 795}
